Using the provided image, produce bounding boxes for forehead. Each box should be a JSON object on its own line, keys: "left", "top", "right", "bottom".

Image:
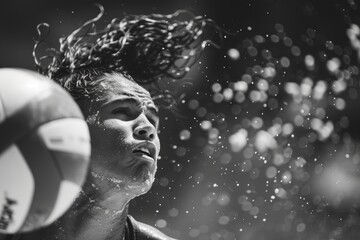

{"left": 96, "top": 74, "right": 155, "bottom": 107}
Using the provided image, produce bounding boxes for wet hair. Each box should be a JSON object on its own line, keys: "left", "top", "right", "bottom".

{"left": 33, "top": 4, "right": 222, "bottom": 108}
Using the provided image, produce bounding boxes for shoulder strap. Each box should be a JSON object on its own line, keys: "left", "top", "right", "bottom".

{"left": 125, "top": 215, "right": 138, "bottom": 240}
{"left": 125, "top": 215, "right": 177, "bottom": 240}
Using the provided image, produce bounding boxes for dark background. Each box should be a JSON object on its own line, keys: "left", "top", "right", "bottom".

{"left": 2, "top": 0, "right": 360, "bottom": 239}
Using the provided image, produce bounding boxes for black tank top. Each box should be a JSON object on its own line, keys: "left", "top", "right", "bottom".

{"left": 1, "top": 217, "right": 138, "bottom": 240}
{"left": 1, "top": 215, "right": 171, "bottom": 240}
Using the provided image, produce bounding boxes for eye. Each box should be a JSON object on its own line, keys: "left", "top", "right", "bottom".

{"left": 112, "top": 108, "right": 128, "bottom": 114}
{"left": 111, "top": 107, "right": 133, "bottom": 120}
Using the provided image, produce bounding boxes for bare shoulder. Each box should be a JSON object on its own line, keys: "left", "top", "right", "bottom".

{"left": 136, "top": 221, "right": 178, "bottom": 240}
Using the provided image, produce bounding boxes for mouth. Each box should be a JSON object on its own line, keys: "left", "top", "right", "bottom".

{"left": 132, "top": 142, "right": 156, "bottom": 162}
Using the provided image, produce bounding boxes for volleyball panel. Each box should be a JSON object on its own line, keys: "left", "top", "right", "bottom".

{"left": 37, "top": 118, "right": 91, "bottom": 226}
{"left": 37, "top": 118, "right": 91, "bottom": 165}
{"left": 16, "top": 128, "right": 63, "bottom": 232}
{"left": 38, "top": 117, "right": 90, "bottom": 184}
{"left": 0, "top": 145, "right": 34, "bottom": 234}
{"left": 0, "top": 69, "right": 50, "bottom": 118}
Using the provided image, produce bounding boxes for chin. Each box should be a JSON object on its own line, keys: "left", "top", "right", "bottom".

{"left": 127, "top": 164, "right": 156, "bottom": 196}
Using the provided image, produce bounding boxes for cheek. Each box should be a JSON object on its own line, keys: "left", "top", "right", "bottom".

{"left": 89, "top": 120, "right": 133, "bottom": 154}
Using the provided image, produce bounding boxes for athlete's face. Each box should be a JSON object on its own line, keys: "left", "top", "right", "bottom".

{"left": 82, "top": 74, "right": 160, "bottom": 196}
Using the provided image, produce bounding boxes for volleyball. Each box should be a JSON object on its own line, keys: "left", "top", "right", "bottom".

{"left": 0, "top": 68, "right": 91, "bottom": 233}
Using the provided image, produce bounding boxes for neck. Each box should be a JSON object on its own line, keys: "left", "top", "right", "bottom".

{"left": 55, "top": 196, "right": 129, "bottom": 240}
{"left": 57, "top": 176, "right": 134, "bottom": 240}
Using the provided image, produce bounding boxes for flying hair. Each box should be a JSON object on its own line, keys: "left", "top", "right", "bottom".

{"left": 33, "top": 4, "right": 223, "bottom": 108}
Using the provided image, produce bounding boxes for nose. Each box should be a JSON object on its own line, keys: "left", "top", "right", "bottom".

{"left": 134, "top": 114, "right": 156, "bottom": 141}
